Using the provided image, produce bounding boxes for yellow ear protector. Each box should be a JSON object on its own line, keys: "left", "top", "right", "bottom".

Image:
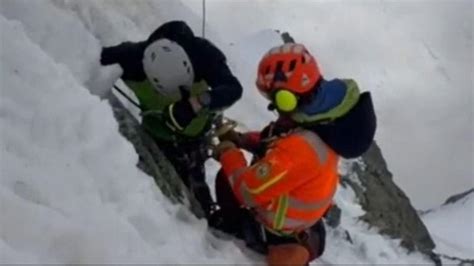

{"left": 273, "top": 89, "right": 299, "bottom": 112}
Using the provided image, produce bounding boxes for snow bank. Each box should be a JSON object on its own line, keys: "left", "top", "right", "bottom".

{"left": 320, "top": 181, "right": 430, "bottom": 265}
{"left": 0, "top": 9, "right": 250, "bottom": 265}
{"left": 422, "top": 192, "right": 474, "bottom": 260}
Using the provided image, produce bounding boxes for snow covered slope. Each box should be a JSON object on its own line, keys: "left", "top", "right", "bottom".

{"left": 422, "top": 191, "right": 474, "bottom": 262}
{"left": 0, "top": 0, "right": 459, "bottom": 264}
{"left": 0, "top": 1, "right": 252, "bottom": 264}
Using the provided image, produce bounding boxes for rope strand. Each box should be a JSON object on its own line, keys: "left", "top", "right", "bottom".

{"left": 113, "top": 85, "right": 143, "bottom": 111}
{"left": 202, "top": 0, "right": 206, "bottom": 38}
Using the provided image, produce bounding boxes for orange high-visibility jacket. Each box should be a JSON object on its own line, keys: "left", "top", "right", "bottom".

{"left": 220, "top": 129, "right": 339, "bottom": 234}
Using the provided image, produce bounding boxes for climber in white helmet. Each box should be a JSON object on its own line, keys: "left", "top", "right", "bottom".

{"left": 100, "top": 20, "right": 243, "bottom": 220}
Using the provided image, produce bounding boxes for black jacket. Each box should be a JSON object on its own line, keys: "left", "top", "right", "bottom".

{"left": 101, "top": 21, "right": 242, "bottom": 110}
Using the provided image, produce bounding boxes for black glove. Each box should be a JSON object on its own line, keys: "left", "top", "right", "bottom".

{"left": 100, "top": 42, "right": 146, "bottom": 80}
{"left": 164, "top": 99, "right": 197, "bottom": 132}
{"left": 100, "top": 43, "right": 133, "bottom": 66}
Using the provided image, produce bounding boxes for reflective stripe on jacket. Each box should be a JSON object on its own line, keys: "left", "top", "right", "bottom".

{"left": 219, "top": 129, "right": 339, "bottom": 234}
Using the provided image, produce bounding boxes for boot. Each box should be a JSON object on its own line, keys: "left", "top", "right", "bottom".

{"left": 192, "top": 182, "right": 216, "bottom": 218}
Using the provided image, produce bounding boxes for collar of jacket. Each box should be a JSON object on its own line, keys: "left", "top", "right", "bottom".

{"left": 291, "top": 79, "right": 360, "bottom": 124}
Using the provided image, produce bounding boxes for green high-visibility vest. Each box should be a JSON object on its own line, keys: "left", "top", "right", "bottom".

{"left": 125, "top": 79, "right": 214, "bottom": 142}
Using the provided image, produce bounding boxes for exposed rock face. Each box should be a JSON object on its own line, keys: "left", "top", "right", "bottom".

{"left": 324, "top": 204, "right": 341, "bottom": 228}
{"left": 444, "top": 188, "right": 474, "bottom": 205}
{"left": 341, "top": 142, "right": 440, "bottom": 264}
{"left": 106, "top": 93, "right": 205, "bottom": 218}
{"left": 280, "top": 32, "right": 295, "bottom": 44}
{"left": 434, "top": 188, "right": 474, "bottom": 266}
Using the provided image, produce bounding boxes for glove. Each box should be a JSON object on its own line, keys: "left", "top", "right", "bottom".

{"left": 100, "top": 42, "right": 146, "bottom": 80}
{"left": 218, "top": 128, "right": 262, "bottom": 153}
{"left": 164, "top": 99, "right": 197, "bottom": 132}
{"left": 100, "top": 47, "right": 116, "bottom": 65}
{"left": 100, "top": 43, "right": 131, "bottom": 65}
{"left": 218, "top": 128, "right": 243, "bottom": 145}
{"left": 212, "top": 140, "right": 237, "bottom": 160}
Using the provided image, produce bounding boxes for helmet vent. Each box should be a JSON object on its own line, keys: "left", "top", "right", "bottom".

{"left": 274, "top": 69, "right": 287, "bottom": 82}
{"left": 289, "top": 59, "right": 297, "bottom": 71}
{"left": 265, "top": 66, "right": 271, "bottom": 75}
{"left": 275, "top": 61, "right": 284, "bottom": 72}
{"left": 257, "top": 43, "right": 320, "bottom": 94}
{"left": 143, "top": 39, "right": 194, "bottom": 95}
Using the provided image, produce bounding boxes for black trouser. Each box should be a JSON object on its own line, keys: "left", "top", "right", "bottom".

{"left": 155, "top": 138, "right": 215, "bottom": 217}
{"left": 215, "top": 169, "right": 326, "bottom": 260}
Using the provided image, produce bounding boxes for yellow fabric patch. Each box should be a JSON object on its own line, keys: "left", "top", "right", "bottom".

{"left": 248, "top": 170, "right": 287, "bottom": 194}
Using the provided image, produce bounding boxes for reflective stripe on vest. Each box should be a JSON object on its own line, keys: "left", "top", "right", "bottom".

{"left": 240, "top": 183, "right": 257, "bottom": 207}
{"left": 274, "top": 194, "right": 289, "bottom": 230}
{"left": 228, "top": 167, "right": 246, "bottom": 188}
{"left": 257, "top": 207, "right": 314, "bottom": 233}
{"left": 294, "top": 130, "right": 328, "bottom": 164}
{"left": 229, "top": 167, "right": 259, "bottom": 207}
{"left": 288, "top": 193, "right": 334, "bottom": 212}
{"left": 257, "top": 191, "right": 335, "bottom": 232}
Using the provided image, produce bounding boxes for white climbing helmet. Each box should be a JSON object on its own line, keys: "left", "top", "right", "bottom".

{"left": 142, "top": 38, "right": 194, "bottom": 97}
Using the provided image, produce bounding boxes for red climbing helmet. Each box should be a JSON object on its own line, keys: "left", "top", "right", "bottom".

{"left": 256, "top": 43, "right": 321, "bottom": 96}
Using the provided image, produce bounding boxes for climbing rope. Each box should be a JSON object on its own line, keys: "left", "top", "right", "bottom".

{"left": 202, "top": 0, "right": 206, "bottom": 38}
{"left": 113, "top": 85, "right": 143, "bottom": 111}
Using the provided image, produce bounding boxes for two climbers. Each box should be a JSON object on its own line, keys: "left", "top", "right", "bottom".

{"left": 211, "top": 43, "right": 376, "bottom": 265}
{"left": 100, "top": 20, "right": 242, "bottom": 218}
{"left": 100, "top": 20, "right": 376, "bottom": 265}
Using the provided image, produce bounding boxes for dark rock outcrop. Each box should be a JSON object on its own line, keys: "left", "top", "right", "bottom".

{"left": 106, "top": 92, "right": 205, "bottom": 218}
{"left": 341, "top": 142, "right": 440, "bottom": 265}
{"left": 444, "top": 188, "right": 474, "bottom": 205}
{"left": 324, "top": 204, "right": 341, "bottom": 228}
{"left": 280, "top": 32, "right": 295, "bottom": 44}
